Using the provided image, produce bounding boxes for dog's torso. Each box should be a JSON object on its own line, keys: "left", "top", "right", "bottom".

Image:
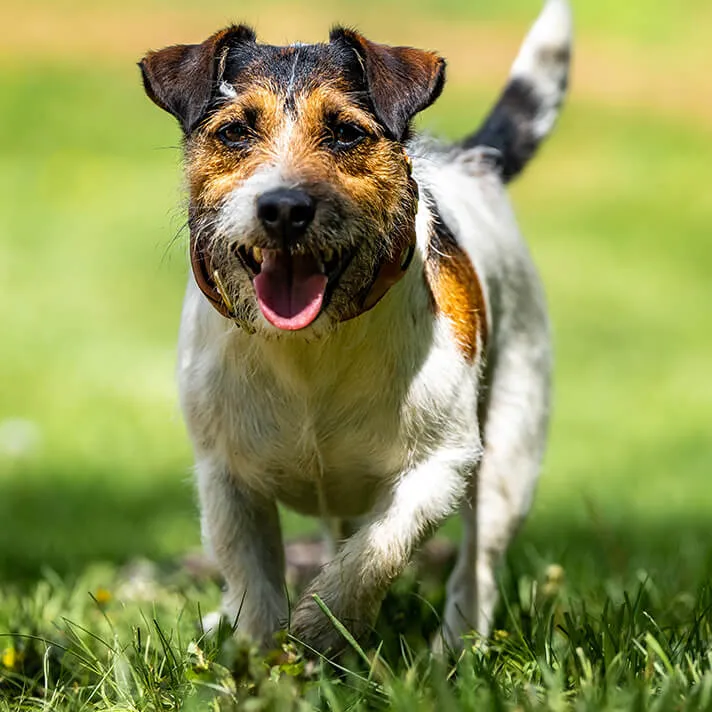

{"left": 178, "top": 148, "right": 542, "bottom": 519}
{"left": 179, "top": 283, "right": 474, "bottom": 517}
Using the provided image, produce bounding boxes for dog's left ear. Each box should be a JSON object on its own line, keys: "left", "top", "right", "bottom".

{"left": 139, "top": 25, "right": 256, "bottom": 133}
{"left": 331, "top": 28, "right": 445, "bottom": 140}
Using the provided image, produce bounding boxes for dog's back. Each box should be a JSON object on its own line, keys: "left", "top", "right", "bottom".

{"left": 413, "top": 0, "right": 571, "bottom": 384}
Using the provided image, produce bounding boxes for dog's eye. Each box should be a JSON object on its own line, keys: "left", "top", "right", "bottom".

{"left": 217, "top": 121, "right": 250, "bottom": 147}
{"left": 331, "top": 122, "right": 367, "bottom": 149}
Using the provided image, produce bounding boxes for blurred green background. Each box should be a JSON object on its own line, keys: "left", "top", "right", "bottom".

{"left": 1, "top": 0, "right": 710, "bottom": 582}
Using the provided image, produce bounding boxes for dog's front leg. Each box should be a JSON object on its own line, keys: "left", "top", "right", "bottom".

{"left": 290, "top": 449, "right": 474, "bottom": 654}
{"left": 197, "top": 458, "right": 287, "bottom": 646}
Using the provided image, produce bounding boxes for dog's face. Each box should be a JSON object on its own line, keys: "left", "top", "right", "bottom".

{"left": 140, "top": 26, "right": 444, "bottom": 335}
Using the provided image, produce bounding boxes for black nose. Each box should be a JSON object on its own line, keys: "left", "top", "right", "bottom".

{"left": 256, "top": 189, "right": 316, "bottom": 241}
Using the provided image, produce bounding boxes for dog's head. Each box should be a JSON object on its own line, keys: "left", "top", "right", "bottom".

{"left": 140, "top": 27, "right": 445, "bottom": 335}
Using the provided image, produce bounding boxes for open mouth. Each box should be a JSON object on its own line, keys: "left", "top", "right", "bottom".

{"left": 235, "top": 244, "right": 352, "bottom": 331}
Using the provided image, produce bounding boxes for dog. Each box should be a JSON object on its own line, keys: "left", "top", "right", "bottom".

{"left": 139, "top": 0, "right": 571, "bottom": 653}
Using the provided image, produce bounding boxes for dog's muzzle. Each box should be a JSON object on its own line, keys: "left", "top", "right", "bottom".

{"left": 190, "top": 154, "right": 419, "bottom": 331}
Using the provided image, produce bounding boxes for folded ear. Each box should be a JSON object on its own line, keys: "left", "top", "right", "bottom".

{"left": 139, "top": 25, "right": 256, "bottom": 133}
{"left": 330, "top": 28, "right": 445, "bottom": 140}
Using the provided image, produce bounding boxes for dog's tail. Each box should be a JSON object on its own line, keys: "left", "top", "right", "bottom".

{"left": 459, "top": 0, "right": 572, "bottom": 182}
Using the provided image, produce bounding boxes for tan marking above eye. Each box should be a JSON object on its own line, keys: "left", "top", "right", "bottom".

{"left": 203, "top": 87, "right": 283, "bottom": 135}
{"left": 185, "top": 81, "right": 411, "bottom": 225}
{"left": 295, "top": 86, "right": 381, "bottom": 133}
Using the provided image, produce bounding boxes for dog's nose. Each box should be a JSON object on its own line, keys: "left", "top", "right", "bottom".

{"left": 256, "top": 189, "right": 316, "bottom": 241}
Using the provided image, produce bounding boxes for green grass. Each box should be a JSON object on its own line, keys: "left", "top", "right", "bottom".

{"left": 5, "top": 550, "right": 712, "bottom": 710}
{"left": 2, "top": 0, "right": 712, "bottom": 707}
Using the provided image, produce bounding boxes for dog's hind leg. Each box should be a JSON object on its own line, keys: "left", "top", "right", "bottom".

{"left": 442, "top": 323, "right": 552, "bottom": 649}
{"left": 197, "top": 459, "right": 287, "bottom": 647}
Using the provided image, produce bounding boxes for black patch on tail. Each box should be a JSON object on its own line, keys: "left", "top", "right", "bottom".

{"left": 461, "top": 78, "right": 542, "bottom": 183}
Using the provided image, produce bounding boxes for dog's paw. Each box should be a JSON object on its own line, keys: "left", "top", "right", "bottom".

{"left": 430, "top": 629, "right": 447, "bottom": 657}
{"left": 289, "top": 594, "right": 373, "bottom": 657}
{"left": 199, "top": 610, "right": 226, "bottom": 638}
{"left": 430, "top": 628, "right": 470, "bottom": 658}
{"left": 199, "top": 609, "right": 286, "bottom": 653}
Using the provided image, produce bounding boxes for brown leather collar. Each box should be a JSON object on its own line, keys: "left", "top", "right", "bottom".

{"left": 338, "top": 238, "right": 415, "bottom": 323}
{"left": 190, "top": 153, "right": 418, "bottom": 330}
{"left": 190, "top": 238, "right": 235, "bottom": 321}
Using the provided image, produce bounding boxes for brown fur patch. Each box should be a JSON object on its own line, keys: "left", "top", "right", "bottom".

{"left": 186, "top": 86, "right": 284, "bottom": 207}
{"left": 186, "top": 82, "right": 413, "bottom": 239}
{"left": 426, "top": 219, "right": 487, "bottom": 362}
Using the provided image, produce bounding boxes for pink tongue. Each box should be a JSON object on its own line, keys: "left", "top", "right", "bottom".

{"left": 253, "top": 250, "right": 327, "bottom": 330}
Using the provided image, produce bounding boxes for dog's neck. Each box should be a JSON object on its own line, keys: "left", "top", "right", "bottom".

{"left": 237, "top": 255, "right": 435, "bottom": 387}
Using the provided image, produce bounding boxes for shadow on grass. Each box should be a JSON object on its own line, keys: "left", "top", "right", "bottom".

{"left": 0, "top": 467, "right": 199, "bottom": 582}
{"left": 3, "top": 467, "right": 712, "bottom": 616}
{"left": 377, "top": 512, "right": 712, "bottom": 658}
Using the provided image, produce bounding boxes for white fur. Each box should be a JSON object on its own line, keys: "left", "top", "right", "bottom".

{"left": 218, "top": 81, "right": 237, "bottom": 99}
{"left": 510, "top": 0, "right": 573, "bottom": 140}
{"left": 177, "top": 2, "right": 562, "bottom": 652}
{"left": 426, "top": 147, "right": 552, "bottom": 643}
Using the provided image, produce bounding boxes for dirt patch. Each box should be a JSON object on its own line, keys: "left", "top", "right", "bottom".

{"left": 2, "top": 2, "right": 710, "bottom": 128}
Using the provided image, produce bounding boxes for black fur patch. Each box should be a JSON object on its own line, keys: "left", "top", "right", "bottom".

{"left": 141, "top": 29, "right": 445, "bottom": 141}
{"left": 222, "top": 42, "right": 367, "bottom": 103}
{"left": 461, "top": 78, "right": 544, "bottom": 183}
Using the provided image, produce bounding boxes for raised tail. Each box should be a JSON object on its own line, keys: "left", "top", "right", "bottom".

{"left": 461, "top": 0, "right": 573, "bottom": 182}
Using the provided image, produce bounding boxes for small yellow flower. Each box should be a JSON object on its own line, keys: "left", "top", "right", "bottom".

{"left": 542, "top": 563, "right": 565, "bottom": 597}
{"left": 545, "top": 563, "right": 565, "bottom": 585}
{"left": 187, "top": 641, "right": 209, "bottom": 672}
{"left": 94, "top": 587, "right": 112, "bottom": 605}
{"left": 2, "top": 646, "right": 17, "bottom": 670}
{"left": 494, "top": 629, "right": 510, "bottom": 641}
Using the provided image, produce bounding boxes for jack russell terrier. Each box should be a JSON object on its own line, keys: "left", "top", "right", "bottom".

{"left": 139, "top": 0, "right": 572, "bottom": 653}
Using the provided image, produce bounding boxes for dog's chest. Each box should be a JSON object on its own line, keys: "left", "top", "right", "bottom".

{"left": 248, "top": 381, "right": 403, "bottom": 513}
{"left": 214, "top": 340, "right": 414, "bottom": 516}
{"left": 180, "top": 278, "right": 479, "bottom": 519}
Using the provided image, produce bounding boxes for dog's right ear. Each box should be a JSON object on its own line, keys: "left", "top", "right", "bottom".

{"left": 139, "top": 25, "right": 256, "bottom": 134}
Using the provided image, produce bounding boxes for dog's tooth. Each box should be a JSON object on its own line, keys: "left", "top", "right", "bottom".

{"left": 252, "top": 246, "right": 263, "bottom": 264}
{"left": 323, "top": 246, "right": 334, "bottom": 263}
